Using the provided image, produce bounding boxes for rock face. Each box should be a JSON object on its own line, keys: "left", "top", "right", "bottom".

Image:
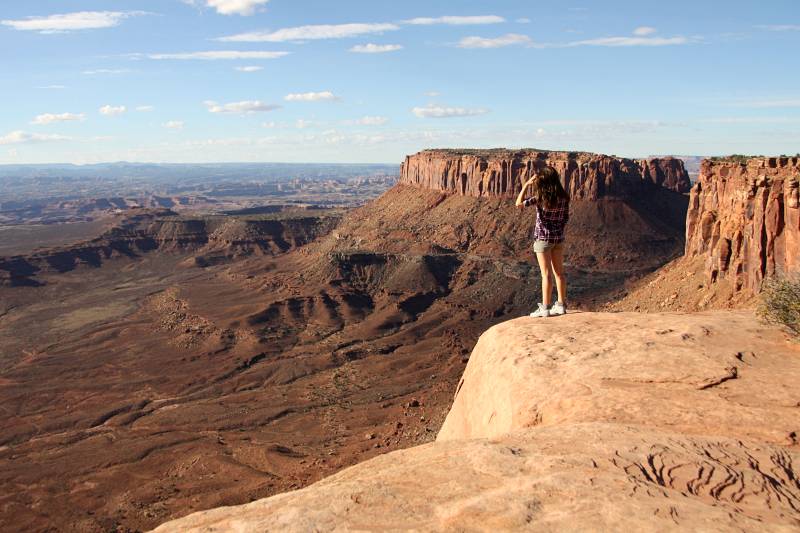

{"left": 154, "top": 311, "right": 800, "bottom": 532}
{"left": 400, "top": 149, "right": 692, "bottom": 198}
{"left": 638, "top": 156, "right": 693, "bottom": 193}
{"left": 686, "top": 156, "right": 800, "bottom": 294}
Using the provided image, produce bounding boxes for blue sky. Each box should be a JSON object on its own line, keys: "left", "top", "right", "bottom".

{"left": 0, "top": 0, "right": 798, "bottom": 164}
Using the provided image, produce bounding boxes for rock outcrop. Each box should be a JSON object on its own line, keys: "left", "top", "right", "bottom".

{"left": 154, "top": 311, "right": 800, "bottom": 532}
{"left": 686, "top": 156, "right": 800, "bottom": 294}
{"left": 400, "top": 149, "right": 692, "bottom": 198}
{"left": 0, "top": 209, "right": 342, "bottom": 286}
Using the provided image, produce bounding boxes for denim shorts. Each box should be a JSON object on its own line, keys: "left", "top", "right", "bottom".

{"left": 533, "top": 240, "right": 564, "bottom": 253}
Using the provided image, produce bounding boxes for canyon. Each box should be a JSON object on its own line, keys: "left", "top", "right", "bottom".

{"left": 154, "top": 153, "right": 800, "bottom": 531}
{"left": 9, "top": 149, "right": 797, "bottom": 532}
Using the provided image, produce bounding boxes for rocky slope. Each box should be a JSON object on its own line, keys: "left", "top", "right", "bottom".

{"left": 610, "top": 155, "right": 800, "bottom": 311}
{"left": 0, "top": 209, "right": 342, "bottom": 286}
{"left": 400, "top": 149, "right": 692, "bottom": 198}
{"left": 396, "top": 149, "right": 690, "bottom": 306}
{"left": 154, "top": 310, "right": 800, "bottom": 531}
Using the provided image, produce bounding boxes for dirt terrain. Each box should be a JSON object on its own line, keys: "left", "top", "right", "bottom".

{"left": 0, "top": 150, "right": 689, "bottom": 532}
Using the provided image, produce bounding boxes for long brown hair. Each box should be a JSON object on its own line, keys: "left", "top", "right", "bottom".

{"left": 531, "top": 166, "right": 569, "bottom": 208}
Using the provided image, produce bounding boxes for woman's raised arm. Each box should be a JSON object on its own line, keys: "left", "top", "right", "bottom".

{"left": 515, "top": 176, "right": 536, "bottom": 208}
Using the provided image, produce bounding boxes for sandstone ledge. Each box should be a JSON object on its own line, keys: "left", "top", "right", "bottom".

{"left": 154, "top": 311, "right": 800, "bottom": 531}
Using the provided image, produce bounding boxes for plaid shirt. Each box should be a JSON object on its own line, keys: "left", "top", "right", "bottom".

{"left": 523, "top": 197, "right": 569, "bottom": 243}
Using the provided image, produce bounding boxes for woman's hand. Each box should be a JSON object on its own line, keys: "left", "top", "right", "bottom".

{"left": 516, "top": 176, "right": 536, "bottom": 208}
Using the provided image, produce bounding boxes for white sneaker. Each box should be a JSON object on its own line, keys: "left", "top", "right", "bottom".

{"left": 529, "top": 303, "right": 550, "bottom": 318}
{"left": 550, "top": 301, "right": 566, "bottom": 316}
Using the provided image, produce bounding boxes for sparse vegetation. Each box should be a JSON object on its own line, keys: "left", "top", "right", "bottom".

{"left": 428, "top": 148, "right": 591, "bottom": 158}
{"left": 710, "top": 154, "right": 759, "bottom": 164}
{"left": 758, "top": 276, "right": 800, "bottom": 336}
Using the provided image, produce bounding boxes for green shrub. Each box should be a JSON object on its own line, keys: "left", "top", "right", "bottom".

{"left": 759, "top": 276, "right": 800, "bottom": 336}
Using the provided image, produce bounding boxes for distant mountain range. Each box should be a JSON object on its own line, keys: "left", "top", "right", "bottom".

{"left": 0, "top": 162, "right": 399, "bottom": 182}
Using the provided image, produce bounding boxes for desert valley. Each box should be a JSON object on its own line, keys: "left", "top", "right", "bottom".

{"left": 1, "top": 150, "right": 799, "bottom": 531}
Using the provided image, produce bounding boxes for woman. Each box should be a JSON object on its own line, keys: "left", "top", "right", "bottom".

{"left": 515, "top": 166, "right": 570, "bottom": 317}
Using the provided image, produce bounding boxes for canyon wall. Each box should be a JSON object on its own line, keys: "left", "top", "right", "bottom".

{"left": 400, "top": 149, "right": 691, "bottom": 199}
{"left": 685, "top": 156, "right": 800, "bottom": 294}
{"left": 0, "top": 210, "right": 341, "bottom": 286}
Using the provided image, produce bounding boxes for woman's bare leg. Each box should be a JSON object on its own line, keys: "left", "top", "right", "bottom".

{"left": 550, "top": 245, "right": 567, "bottom": 304}
{"left": 535, "top": 251, "right": 553, "bottom": 307}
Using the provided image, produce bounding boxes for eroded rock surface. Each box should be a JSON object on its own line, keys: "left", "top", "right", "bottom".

{"left": 686, "top": 156, "right": 800, "bottom": 295}
{"left": 400, "top": 148, "right": 692, "bottom": 198}
{"left": 154, "top": 311, "right": 800, "bottom": 531}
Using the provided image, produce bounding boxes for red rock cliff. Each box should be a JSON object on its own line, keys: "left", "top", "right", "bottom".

{"left": 399, "top": 149, "right": 691, "bottom": 199}
{"left": 686, "top": 156, "right": 800, "bottom": 293}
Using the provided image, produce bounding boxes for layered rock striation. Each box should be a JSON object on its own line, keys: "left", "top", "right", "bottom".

{"left": 686, "top": 156, "right": 800, "bottom": 294}
{"left": 400, "top": 149, "right": 692, "bottom": 199}
{"left": 0, "top": 209, "right": 341, "bottom": 286}
{"left": 154, "top": 311, "right": 800, "bottom": 531}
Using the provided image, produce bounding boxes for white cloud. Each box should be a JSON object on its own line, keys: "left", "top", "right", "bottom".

{"left": 412, "top": 105, "right": 489, "bottom": 118}
{"left": 7, "top": 148, "right": 18, "bottom": 157}
{"left": 183, "top": 137, "right": 254, "bottom": 147}
{"left": 295, "top": 119, "right": 316, "bottom": 129}
{"left": 262, "top": 121, "right": 277, "bottom": 128}
{"left": 285, "top": 91, "right": 339, "bottom": 102}
{"left": 83, "top": 68, "right": 130, "bottom": 75}
{"left": 349, "top": 43, "right": 403, "bottom": 53}
{"left": 728, "top": 98, "right": 800, "bottom": 109}
{"left": 568, "top": 35, "right": 688, "bottom": 47}
{"left": 355, "top": 116, "right": 389, "bottom": 126}
{"left": 205, "top": 0, "right": 270, "bottom": 16}
{"left": 235, "top": 65, "right": 264, "bottom": 72}
{"left": 31, "top": 112, "right": 86, "bottom": 125}
{"left": 204, "top": 100, "right": 281, "bottom": 114}
{"left": 516, "top": 18, "right": 532, "bottom": 24}
{"left": 403, "top": 15, "right": 505, "bottom": 25}
{"left": 136, "top": 105, "right": 155, "bottom": 112}
{"left": 148, "top": 51, "right": 288, "bottom": 60}
{"left": 0, "top": 130, "right": 72, "bottom": 145}
{"left": 756, "top": 24, "right": 800, "bottom": 32}
{"left": 99, "top": 105, "right": 127, "bottom": 116}
{"left": 633, "top": 26, "right": 657, "bottom": 36}
{"left": 702, "top": 117, "right": 800, "bottom": 124}
{"left": 458, "top": 33, "right": 533, "bottom": 48}
{"left": 218, "top": 23, "right": 399, "bottom": 42}
{"left": 1, "top": 11, "right": 146, "bottom": 33}
{"left": 164, "top": 121, "right": 185, "bottom": 130}
{"left": 36, "top": 85, "right": 66, "bottom": 90}
{"left": 425, "top": 91, "right": 441, "bottom": 97}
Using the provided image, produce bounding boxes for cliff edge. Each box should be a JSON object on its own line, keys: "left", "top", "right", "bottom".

{"left": 400, "top": 148, "right": 692, "bottom": 198}
{"left": 153, "top": 311, "right": 800, "bottom": 531}
{"left": 609, "top": 155, "right": 800, "bottom": 311}
{"left": 686, "top": 156, "right": 800, "bottom": 294}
